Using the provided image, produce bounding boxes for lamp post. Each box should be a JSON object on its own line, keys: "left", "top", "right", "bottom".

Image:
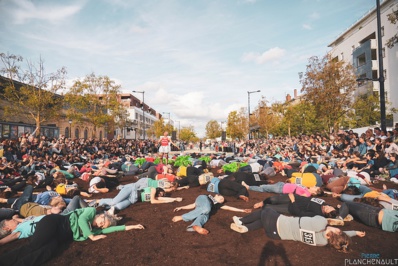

{"left": 376, "top": 0, "right": 386, "bottom": 132}
{"left": 68, "top": 119, "right": 72, "bottom": 139}
{"left": 175, "top": 120, "right": 180, "bottom": 139}
{"left": 247, "top": 90, "right": 261, "bottom": 140}
{"left": 132, "top": 90, "right": 145, "bottom": 139}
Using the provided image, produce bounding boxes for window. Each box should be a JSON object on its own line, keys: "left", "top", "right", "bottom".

{"left": 75, "top": 128, "right": 79, "bottom": 139}
{"left": 341, "top": 52, "right": 344, "bottom": 60}
{"left": 65, "top": 127, "right": 69, "bottom": 138}
{"left": 382, "top": 47, "right": 385, "bottom": 58}
{"left": 84, "top": 128, "right": 88, "bottom": 139}
{"left": 357, "top": 53, "right": 366, "bottom": 67}
{"left": 381, "top": 26, "right": 384, "bottom": 37}
{"left": 384, "top": 69, "right": 387, "bottom": 80}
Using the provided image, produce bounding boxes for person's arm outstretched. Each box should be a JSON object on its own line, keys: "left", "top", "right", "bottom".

{"left": 220, "top": 205, "right": 252, "bottom": 213}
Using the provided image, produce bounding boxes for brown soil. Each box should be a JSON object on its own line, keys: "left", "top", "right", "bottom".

{"left": 1, "top": 173, "right": 398, "bottom": 266}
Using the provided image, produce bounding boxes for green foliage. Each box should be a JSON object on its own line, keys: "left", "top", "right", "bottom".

{"left": 134, "top": 158, "right": 146, "bottom": 166}
{"left": 179, "top": 126, "right": 198, "bottom": 142}
{"left": 173, "top": 155, "right": 192, "bottom": 167}
{"left": 222, "top": 162, "right": 248, "bottom": 173}
{"left": 198, "top": 156, "right": 211, "bottom": 163}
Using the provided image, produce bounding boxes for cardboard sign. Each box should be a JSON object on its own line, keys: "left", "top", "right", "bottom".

{"left": 300, "top": 229, "right": 317, "bottom": 246}
{"left": 158, "top": 180, "right": 165, "bottom": 188}
{"left": 392, "top": 204, "right": 398, "bottom": 211}
{"left": 207, "top": 183, "right": 215, "bottom": 193}
{"left": 310, "top": 198, "right": 325, "bottom": 205}
{"left": 254, "top": 174, "right": 261, "bottom": 181}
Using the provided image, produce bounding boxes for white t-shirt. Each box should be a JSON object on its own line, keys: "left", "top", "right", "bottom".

{"left": 88, "top": 176, "right": 102, "bottom": 193}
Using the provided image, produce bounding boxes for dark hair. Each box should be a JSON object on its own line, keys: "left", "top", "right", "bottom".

{"left": 323, "top": 207, "right": 337, "bottom": 218}
{"left": 353, "top": 197, "right": 383, "bottom": 208}
{"left": 96, "top": 181, "right": 106, "bottom": 189}
{"left": 342, "top": 186, "right": 360, "bottom": 195}
{"left": 66, "top": 189, "right": 80, "bottom": 198}
{"left": 155, "top": 188, "right": 165, "bottom": 197}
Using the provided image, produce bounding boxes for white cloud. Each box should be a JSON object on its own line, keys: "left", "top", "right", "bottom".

{"left": 242, "top": 47, "right": 286, "bottom": 64}
{"left": 310, "top": 12, "right": 320, "bottom": 20}
{"left": 5, "top": 0, "right": 84, "bottom": 25}
{"left": 302, "top": 24, "right": 312, "bottom": 30}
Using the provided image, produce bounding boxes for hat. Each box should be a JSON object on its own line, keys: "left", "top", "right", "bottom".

{"left": 22, "top": 154, "right": 29, "bottom": 159}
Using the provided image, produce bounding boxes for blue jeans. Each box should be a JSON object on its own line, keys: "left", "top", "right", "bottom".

{"left": 61, "top": 196, "right": 87, "bottom": 215}
{"left": 382, "top": 189, "right": 398, "bottom": 199}
{"left": 249, "top": 182, "right": 284, "bottom": 193}
{"left": 339, "top": 201, "right": 381, "bottom": 228}
{"left": 340, "top": 185, "right": 372, "bottom": 202}
{"left": 99, "top": 178, "right": 149, "bottom": 210}
{"left": 181, "top": 195, "right": 211, "bottom": 231}
{"left": 9, "top": 185, "right": 34, "bottom": 211}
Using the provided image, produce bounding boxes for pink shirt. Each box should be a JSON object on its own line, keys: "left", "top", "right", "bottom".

{"left": 282, "top": 183, "right": 311, "bottom": 197}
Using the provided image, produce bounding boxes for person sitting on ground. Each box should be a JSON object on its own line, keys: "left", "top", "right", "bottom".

{"left": 230, "top": 207, "right": 365, "bottom": 252}
{"left": 172, "top": 194, "right": 251, "bottom": 235}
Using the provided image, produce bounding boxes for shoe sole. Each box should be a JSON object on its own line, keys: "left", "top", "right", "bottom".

{"left": 327, "top": 219, "right": 344, "bottom": 226}
{"left": 232, "top": 216, "right": 242, "bottom": 226}
{"left": 230, "top": 223, "right": 248, "bottom": 233}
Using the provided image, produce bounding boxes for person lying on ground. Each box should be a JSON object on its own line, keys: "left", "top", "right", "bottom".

{"left": 172, "top": 194, "right": 251, "bottom": 235}
{"left": 242, "top": 181, "right": 323, "bottom": 197}
{"left": 90, "top": 177, "right": 182, "bottom": 215}
{"left": 207, "top": 177, "right": 249, "bottom": 202}
{"left": 338, "top": 201, "right": 398, "bottom": 232}
{"left": 0, "top": 207, "right": 144, "bottom": 266}
{"left": 230, "top": 207, "right": 365, "bottom": 252}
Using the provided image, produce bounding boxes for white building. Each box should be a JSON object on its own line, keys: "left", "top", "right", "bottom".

{"left": 118, "top": 94, "right": 160, "bottom": 140}
{"left": 328, "top": 0, "right": 398, "bottom": 127}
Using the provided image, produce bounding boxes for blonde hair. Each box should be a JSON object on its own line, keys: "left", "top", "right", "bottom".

{"left": 49, "top": 196, "right": 67, "bottom": 209}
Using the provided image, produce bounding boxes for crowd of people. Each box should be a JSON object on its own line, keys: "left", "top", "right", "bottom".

{"left": 0, "top": 125, "right": 397, "bottom": 265}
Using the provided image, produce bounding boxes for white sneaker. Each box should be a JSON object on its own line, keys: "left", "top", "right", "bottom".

{"left": 107, "top": 206, "right": 115, "bottom": 216}
{"left": 232, "top": 216, "right": 242, "bottom": 226}
{"left": 230, "top": 223, "right": 248, "bottom": 233}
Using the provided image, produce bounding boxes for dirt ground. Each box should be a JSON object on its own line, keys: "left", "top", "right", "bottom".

{"left": 1, "top": 171, "right": 398, "bottom": 266}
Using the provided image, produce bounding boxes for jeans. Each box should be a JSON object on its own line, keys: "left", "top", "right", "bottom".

{"left": 181, "top": 195, "right": 211, "bottom": 231}
{"left": 382, "top": 189, "right": 398, "bottom": 199}
{"left": 339, "top": 201, "right": 381, "bottom": 228}
{"left": 61, "top": 196, "right": 88, "bottom": 215}
{"left": 340, "top": 185, "right": 373, "bottom": 202}
{"left": 99, "top": 178, "right": 149, "bottom": 210}
{"left": 9, "top": 185, "right": 34, "bottom": 211}
{"left": 249, "top": 182, "right": 284, "bottom": 193}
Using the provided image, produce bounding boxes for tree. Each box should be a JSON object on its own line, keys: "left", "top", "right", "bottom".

{"left": 344, "top": 90, "right": 385, "bottom": 129}
{"left": 300, "top": 54, "right": 357, "bottom": 133}
{"left": 179, "top": 126, "right": 198, "bottom": 142}
{"left": 0, "top": 53, "right": 66, "bottom": 136}
{"left": 227, "top": 108, "right": 247, "bottom": 140}
{"left": 64, "top": 73, "right": 124, "bottom": 137}
{"left": 386, "top": 9, "right": 398, "bottom": 48}
{"left": 205, "top": 120, "right": 221, "bottom": 139}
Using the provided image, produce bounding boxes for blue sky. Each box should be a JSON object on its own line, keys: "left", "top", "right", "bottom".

{"left": 0, "top": 0, "right": 377, "bottom": 137}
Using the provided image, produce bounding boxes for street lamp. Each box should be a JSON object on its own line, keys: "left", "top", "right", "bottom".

{"left": 247, "top": 90, "right": 261, "bottom": 140}
{"left": 175, "top": 120, "right": 180, "bottom": 138}
{"left": 355, "top": 0, "right": 386, "bottom": 132}
{"left": 68, "top": 119, "right": 72, "bottom": 138}
{"left": 132, "top": 90, "right": 145, "bottom": 139}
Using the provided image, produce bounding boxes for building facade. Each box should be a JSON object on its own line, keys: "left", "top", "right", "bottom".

{"left": 329, "top": 0, "right": 398, "bottom": 125}
{"left": 117, "top": 94, "right": 161, "bottom": 140}
{"left": 328, "top": 0, "right": 398, "bottom": 126}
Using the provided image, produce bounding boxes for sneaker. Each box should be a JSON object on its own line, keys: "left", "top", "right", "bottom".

{"left": 343, "top": 214, "right": 354, "bottom": 222}
{"left": 232, "top": 216, "right": 242, "bottom": 226}
{"left": 88, "top": 200, "right": 98, "bottom": 208}
{"left": 112, "top": 215, "right": 123, "bottom": 221}
{"left": 327, "top": 218, "right": 344, "bottom": 226}
{"left": 107, "top": 206, "right": 115, "bottom": 216}
{"left": 116, "top": 185, "right": 124, "bottom": 190}
{"left": 230, "top": 223, "right": 248, "bottom": 233}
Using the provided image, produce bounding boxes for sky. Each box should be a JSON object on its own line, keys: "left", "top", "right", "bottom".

{"left": 0, "top": 0, "right": 378, "bottom": 137}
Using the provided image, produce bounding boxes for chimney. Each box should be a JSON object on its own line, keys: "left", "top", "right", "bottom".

{"left": 294, "top": 89, "right": 298, "bottom": 99}
{"left": 286, "top": 94, "right": 291, "bottom": 102}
